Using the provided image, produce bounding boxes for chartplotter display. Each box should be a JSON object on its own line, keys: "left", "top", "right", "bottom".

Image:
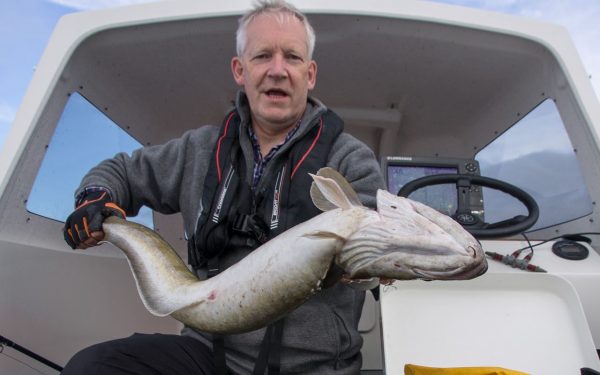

{"left": 382, "top": 156, "right": 483, "bottom": 218}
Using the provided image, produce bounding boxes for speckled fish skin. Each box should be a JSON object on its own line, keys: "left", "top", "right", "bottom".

{"left": 102, "top": 206, "right": 378, "bottom": 334}
{"left": 101, "top": 170, "right": 486, "bottom": 334}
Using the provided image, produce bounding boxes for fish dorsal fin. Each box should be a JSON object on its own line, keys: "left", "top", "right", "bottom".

{"left": 310, "top": 167, "right": 362, "bottom": 211}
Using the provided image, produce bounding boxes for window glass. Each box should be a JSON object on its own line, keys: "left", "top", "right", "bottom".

{"left": 475, "top": 99, "right": 592, "bottom": 231}
{"left": 27, "top": 93, "right": 154, "bottom": 228}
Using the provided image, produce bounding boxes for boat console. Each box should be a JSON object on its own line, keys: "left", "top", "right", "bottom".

{"left": 382, "top": 156, "right": 484, "bottom": 219}
{"left": 374, "top": 155, "right": 600, "bottom": 373}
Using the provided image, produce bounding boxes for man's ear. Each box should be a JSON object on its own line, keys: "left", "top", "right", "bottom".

{"left": 231, "top": 57, "right": 245, "bottom": 86}
{"left": 307, "top": 60, "right": 317, "bottom": 90}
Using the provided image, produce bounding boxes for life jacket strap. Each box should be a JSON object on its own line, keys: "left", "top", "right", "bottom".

{"left": 213, "top": 333, "right": 227, "bottom": 375}
{"left": 232, "top": 213, "right": 269, "bottom": 244}
{"left": 253, "top": 320, "right": 285, "bottom": 375}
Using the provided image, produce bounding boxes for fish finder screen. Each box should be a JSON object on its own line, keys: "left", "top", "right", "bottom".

{"left": 387, "top": 165, "right": 458, "bottom": 216}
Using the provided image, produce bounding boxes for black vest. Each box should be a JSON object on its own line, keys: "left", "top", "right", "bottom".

{"left": 188, "top": 108, "right": 344, "bottom": 270}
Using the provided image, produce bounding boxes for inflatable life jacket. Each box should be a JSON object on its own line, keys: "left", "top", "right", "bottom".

{"left": 187, "top": 108, "right": 344, "bottom": 271}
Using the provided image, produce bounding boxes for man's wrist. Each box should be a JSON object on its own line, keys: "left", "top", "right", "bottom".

{"left": 75, "top": 186, "right": 112, "bottom": 207}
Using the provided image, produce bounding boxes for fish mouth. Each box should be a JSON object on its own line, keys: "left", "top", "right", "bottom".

{"left": 412, "top": 261, "right": 488, "bottom": 281}
{"left": 342, "top": 248, "right": 489, "bottom": 281}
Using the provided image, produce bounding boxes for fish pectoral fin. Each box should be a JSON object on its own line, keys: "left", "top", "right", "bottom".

{"left": 309, "top": 168, "right": 362, "bottom": 211}
{"left": 309, "top": 182, "right": 338, "bottom": 212}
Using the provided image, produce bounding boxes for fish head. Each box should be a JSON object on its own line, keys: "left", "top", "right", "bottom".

{"left": 338, "top": 189, "right": 487, "bottom": 281}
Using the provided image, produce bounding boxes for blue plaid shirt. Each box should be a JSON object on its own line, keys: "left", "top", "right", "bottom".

{"left": 247, "top": 122, "right": 300, "bottom": 189}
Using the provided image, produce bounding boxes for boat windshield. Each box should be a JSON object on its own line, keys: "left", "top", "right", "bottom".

{"left": 475, "top": 99, "right": 593, "bottom": 232}
{"left": 26, "top": 92, "right": 154, "bottom": 228}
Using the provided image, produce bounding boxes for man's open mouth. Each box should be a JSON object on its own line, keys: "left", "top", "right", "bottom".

{"left": 265, "top": 89, "right": 288, "bottom": 98}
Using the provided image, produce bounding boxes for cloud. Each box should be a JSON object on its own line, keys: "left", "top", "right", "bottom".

{"left": 0, "top": 102, "right": 16, "bottom": 124}
{"left": 0, "top": 102, "right": 15, "bottom": 150}
{"left": 432, "top": 0, "right": 600, "bottom": 96}
{"left": 47, "top": 0, "right": 161, "bottom": 11}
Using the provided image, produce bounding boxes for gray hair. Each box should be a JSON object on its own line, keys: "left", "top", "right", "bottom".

{"left": 236, "top": 0, "right": 316, "bottom": 59}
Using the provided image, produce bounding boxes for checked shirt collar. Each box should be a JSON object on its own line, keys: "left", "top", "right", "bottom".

{"left": 247, "top": 121, "right": 301, "bottom": 189}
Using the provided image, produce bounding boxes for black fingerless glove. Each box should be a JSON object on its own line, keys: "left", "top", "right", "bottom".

{"left": 63, "top": 190, "right": 126, "bottom": 249}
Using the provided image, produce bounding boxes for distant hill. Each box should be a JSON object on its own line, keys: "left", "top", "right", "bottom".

{"left": 479, "top": 149, "right": 592, "bottom": 230}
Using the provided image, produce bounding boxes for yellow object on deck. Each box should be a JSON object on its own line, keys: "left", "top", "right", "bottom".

{"left": 404, "top": 364, "right": 530, "bottom": 375}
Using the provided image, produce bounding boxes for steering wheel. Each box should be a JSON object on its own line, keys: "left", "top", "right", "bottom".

{"left": 397, "top": 174, "right": 539, "bottom": 239}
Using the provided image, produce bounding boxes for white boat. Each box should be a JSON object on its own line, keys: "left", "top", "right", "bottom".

{"left": 1, "top": 1, "right": 600, "bottom": 373}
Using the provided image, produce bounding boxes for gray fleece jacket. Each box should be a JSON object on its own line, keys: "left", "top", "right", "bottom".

{"left": 77, "top": 92, "right": 384, "bottom": 375}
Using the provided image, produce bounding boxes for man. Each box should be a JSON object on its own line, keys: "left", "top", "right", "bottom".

{"left": 62, "top": 1, "right": 384, "bottom": 374}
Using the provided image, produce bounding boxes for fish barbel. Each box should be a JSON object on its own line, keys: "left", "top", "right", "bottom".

{"left": 102, "top": 167, "right": 487, "bottom": 334}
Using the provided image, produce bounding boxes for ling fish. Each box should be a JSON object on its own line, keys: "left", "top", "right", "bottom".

{"left": 102, "top": 167, "right": 487, "bottom": 334}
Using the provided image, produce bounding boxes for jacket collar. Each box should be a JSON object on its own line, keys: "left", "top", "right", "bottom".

{"left": 234, "top": 90, "right": 327, "bottom": 141}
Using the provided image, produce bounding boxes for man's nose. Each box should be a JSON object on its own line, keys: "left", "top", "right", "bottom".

{"left": 267, "top": 54, "right": 288, "bottom": 80}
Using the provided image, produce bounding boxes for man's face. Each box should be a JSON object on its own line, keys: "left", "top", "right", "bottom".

{"left": 231, "top": 13, "right": 317, "bottom": 131}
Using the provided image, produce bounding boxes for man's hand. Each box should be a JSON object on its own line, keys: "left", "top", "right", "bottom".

{"left": 63, "top": 191, "right": 126, "bottom": 249}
